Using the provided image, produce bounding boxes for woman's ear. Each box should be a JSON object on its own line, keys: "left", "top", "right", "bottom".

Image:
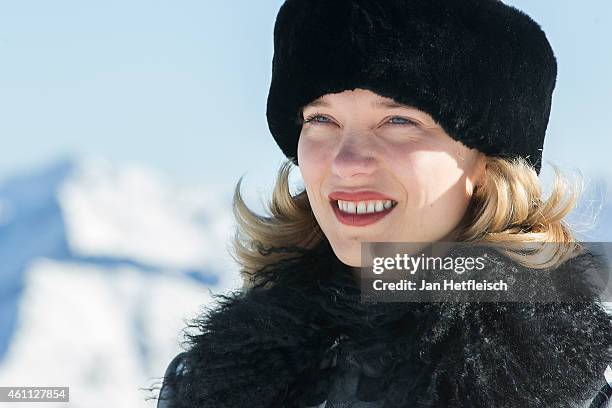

{"left": 474, "top": 153, "right": 487, "bottom": 189}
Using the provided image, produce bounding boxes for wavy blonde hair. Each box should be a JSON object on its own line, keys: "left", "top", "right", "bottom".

{"left": 230, "top": 156, "right": 591, "bottom": 289}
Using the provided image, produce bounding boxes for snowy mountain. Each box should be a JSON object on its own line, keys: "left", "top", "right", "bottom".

{"left": 0, "top": 156, "right": 240, "bottom": 408}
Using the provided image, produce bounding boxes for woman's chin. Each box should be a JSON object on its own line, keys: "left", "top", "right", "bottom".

{"left": 334, "top": 252, "right": 362, "bottom": 268}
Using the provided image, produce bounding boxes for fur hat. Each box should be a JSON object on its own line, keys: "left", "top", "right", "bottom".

{"left": 266, "top": 0, "right": 558, "bottom": 175}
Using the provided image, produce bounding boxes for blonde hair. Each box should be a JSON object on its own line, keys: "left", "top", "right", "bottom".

{"left": 230, "top": 156, "right": 591, "bottom": 289}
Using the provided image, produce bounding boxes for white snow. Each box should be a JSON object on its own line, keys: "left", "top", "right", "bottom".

{"left": 0, "top": 156, "right": 243, "bottom": 407}
{"left": 0, "top": 258, "right": 213, "bottom": 408}
{"left": 58, "top": 156, "right": 239, "bottom": 290}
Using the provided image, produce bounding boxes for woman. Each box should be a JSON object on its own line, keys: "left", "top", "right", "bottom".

{"left": 154, "top": 0, "right": 612, "bottom": 407}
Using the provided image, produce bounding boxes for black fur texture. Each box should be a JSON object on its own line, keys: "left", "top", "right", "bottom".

{"left": 161, "top": 241, "right": 612, "bottom": 407}
{"left": 266, "top": 0, "right": 557, "bottom": 174}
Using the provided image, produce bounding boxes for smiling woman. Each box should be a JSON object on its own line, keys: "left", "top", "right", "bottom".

{"left": 154, "top": 0, "right": 612, "bottom": 407}
{"left": 297, "top": 89, "right": 486, "bottom": 268}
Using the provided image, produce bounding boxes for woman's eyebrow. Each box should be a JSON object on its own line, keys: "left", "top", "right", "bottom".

{"left": 373, "top": 100, "right": 412, "bottom": 109}
{"left": 303, "top": 100, "right": 330, "bottom": 109}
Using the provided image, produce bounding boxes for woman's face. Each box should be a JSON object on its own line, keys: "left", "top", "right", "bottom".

{"left": 298, "top": 88, "right": 485, "bottom": 267}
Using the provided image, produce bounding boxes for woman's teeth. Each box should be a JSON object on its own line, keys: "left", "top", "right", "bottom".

{"left": 336, "top": 199, "right": 396, "bottom": 214}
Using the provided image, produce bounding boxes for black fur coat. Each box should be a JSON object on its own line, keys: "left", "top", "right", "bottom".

{"left": 158, "top": 240, "right": 612, "bottom": 408}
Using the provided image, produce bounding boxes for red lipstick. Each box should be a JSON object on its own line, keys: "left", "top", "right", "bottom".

{"left": 328, "top": 190, "right": 397, "bottom": 227}
{"left": 328, "top": 191, "right": 396, "bottom": 202}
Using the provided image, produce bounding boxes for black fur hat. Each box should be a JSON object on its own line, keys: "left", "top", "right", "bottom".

{"left": 266, "top": 0, "right": 557, "bottom": 175}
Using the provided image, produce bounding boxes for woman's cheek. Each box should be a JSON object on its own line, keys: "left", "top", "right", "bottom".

{"left": 380, "top": 135, "right": 427, "bottom": 164}
{"left": 298, "top": 135, "right": 334, "bottom": 166}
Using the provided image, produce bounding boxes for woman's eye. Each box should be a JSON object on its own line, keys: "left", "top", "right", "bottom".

{"left": 302, "top": 114, "right": 417, "bottom": 127}
{"left": 303, "top": 113, "right": 331, "bottom": 125}
{"left": 388, "top": 116, "right": 417, "bottom": 126}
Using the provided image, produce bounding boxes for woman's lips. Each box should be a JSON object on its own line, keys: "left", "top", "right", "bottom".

{"left": 329, "top": 191, "right": 396, "bottom": 202}
{"left": 330, "top": 200, "right": 396, "bottom": 227}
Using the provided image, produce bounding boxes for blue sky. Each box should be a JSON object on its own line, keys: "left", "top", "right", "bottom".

{"left": 0, "top": 0, "right": 610, "bottom": 202}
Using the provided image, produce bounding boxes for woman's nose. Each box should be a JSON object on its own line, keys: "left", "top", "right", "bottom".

{"left": 331, "top": 134, "right": 378, "bottom": 179}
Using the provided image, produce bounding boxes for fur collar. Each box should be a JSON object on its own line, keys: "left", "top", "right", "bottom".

{"left": 167, "top": 241, "right": 612, "bottom": 407}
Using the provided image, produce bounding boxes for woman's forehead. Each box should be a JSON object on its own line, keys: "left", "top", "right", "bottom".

{"left": 303, "top": 89, "right": 416, "bottom": 110}
{"left": 302, "top": 89, "right": 438, "bottom": 124}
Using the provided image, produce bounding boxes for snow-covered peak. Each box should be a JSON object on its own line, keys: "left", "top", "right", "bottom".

{"left": 58, "top": 156, "right": 235, "bottom": 274}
